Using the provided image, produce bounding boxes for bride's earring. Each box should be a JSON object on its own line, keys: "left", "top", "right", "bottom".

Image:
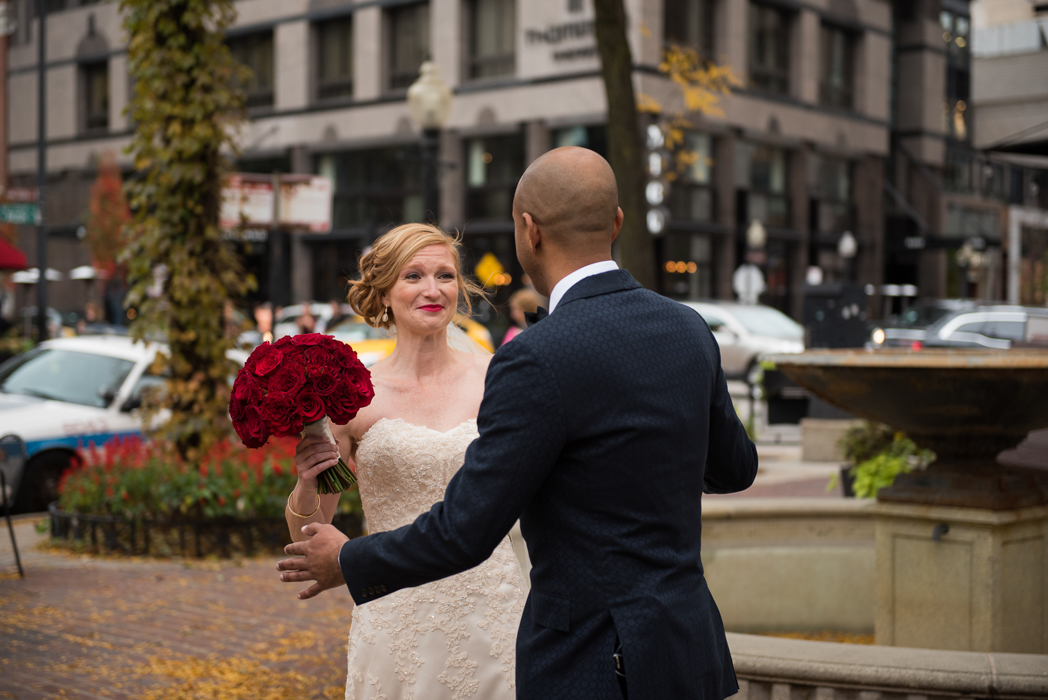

{"left": 381, "top": 306, "right": 389, "bottom": 324}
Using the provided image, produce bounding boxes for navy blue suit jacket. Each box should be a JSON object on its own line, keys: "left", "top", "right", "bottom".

{"left": 340, "top": 270, "right": 758, "bottom": 699}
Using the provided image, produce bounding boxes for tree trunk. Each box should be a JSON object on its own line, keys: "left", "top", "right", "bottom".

{"left": 593, "top": 0, "right": 657, "bottom": 291}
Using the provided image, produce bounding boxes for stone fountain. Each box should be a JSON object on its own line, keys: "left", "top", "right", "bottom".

{"left": 769, "top": 348, "right": 1048, "bottom": 654}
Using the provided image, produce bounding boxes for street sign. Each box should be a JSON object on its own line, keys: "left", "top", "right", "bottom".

{"left": 0, "top": 203, "right": 40, "bottom": 225}
{"left": 732, "top": 264, "right": 766, "bottom": 305}
{"left": 220, "top": 174, "right": 333, "bottom": 233}
{"left": 1, "top": 187, "right": 37, "bottom": 202}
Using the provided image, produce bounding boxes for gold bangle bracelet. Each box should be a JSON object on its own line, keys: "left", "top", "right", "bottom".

{"left": 287, "top": 490, "right": 321, "bottom": 519}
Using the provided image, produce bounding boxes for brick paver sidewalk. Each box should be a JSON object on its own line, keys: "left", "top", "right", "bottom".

{"left": 1, "top": 520, "right": 353, "bottom": 700}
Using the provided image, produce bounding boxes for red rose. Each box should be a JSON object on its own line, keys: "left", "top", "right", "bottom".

{"left": 313, "top": 371, "right": 339, "bottom": 396}
{"left": 305, "top": 345, "right": 334, "bottom": 366}
{"left": 274, "top": 335, "right": 294, "bottom": 348}
{"left": 234, "top": 406, "right": 270, "bottom": 448}
{"left": 270, "top": 363, "right": 306, "bottom": 395}
{"left": 343, "top": 365, "right": 375, "bottom": 405}
{"left": 229, "top": 396, "right": 246, "bottom": 422}
{"left": 333, "top": 343, "right": 359, "bottom": 368}
{"left": 260, "top": 391, "right": 302, "bottom": 436}
{"left": 291, "top": 333, "right": 326, "bottom": 346}
{"left": 232, "top": 371, "right": 264, "bottom": 404}
{"left": 253, "top": 347, "right": 284, "bottom": 377}
{"left": 298, "top": 390, "right": 326, "bottom": 423}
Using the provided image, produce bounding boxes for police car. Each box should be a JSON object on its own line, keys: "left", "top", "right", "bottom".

{"left": 0, "top": 335, "right": 246, "bottom": 513}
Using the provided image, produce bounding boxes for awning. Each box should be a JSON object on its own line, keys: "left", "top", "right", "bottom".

{"left": 0, "top": 238, "right": 28, "bottom": 271}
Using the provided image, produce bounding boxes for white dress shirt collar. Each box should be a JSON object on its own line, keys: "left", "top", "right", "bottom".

{"left": 547, "top": 260, "right": 619, "bottom": 315}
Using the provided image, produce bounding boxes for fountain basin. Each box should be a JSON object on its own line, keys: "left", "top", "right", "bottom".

{"left": 768, "top": 349, "right": 1048, "bottom": 509}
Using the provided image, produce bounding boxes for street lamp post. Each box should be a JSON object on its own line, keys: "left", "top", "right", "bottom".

{"left": 35, "top": 0, "right": 48, "bottom": 342}
{"left": 407, "top": 62, "right": 452, "bottom": 224}
{"left": 838, "top": 230, "right": 857, "bottom": 282}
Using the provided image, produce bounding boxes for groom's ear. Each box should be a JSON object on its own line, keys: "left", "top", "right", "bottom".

{"left": 522, "top": 213, "right": 541, "bottom": 251}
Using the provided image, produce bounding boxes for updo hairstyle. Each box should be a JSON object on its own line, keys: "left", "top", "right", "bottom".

{"left": 347, "top": 223, "right": 485, "bottom": 330}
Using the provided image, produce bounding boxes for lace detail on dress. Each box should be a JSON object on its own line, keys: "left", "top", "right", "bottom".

{"left": 345, "top": 418, "right": 525, "bottom": 700}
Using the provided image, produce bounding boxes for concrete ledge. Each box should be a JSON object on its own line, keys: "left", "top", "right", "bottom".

{"left": 728, "top": 632, "right": 1048, "bottom": 698}
{"left": 800, "top": 418, "right": 862, "bottom": 462}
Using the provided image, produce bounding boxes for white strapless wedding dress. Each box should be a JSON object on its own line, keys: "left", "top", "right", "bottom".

{"left": 345, "top": 417, "right": 527, "bottom": 700}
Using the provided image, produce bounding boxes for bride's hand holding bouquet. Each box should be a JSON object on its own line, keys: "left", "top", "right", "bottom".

{"left": 230, "top": 333, "right": 375, "bottom": 497}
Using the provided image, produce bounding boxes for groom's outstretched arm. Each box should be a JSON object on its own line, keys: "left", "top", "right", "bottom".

{"left": 338, "top": 340, "right": 566, "bottom": 604}
{"left": 702, "top": 353, "right": 759, "bottom": 495}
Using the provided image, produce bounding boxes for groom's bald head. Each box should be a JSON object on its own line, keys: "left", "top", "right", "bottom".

{"left": 513, "top": 147, "right": 619, "bottom": 250}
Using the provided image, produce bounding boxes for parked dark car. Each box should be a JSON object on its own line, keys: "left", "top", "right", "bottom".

{"left": 922, "top": 305, "right": 1048, "bottom": 349}
{"left": 869, "top": 298, "right": 978, "bottom": 348}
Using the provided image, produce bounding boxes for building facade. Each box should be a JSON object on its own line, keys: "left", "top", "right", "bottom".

{"left": 7, "top": 0, "right": 900, "bottom": 327}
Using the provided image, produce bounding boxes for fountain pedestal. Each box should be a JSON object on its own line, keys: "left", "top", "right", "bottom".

{"left": 873, "top": 502, "right": 1048, "bottom": 653}
{"left": 772, "top": 349, "right": 1048, "bottom": 653}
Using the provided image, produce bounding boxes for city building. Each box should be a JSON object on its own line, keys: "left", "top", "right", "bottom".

{"left": 13, "top": 0, "right": 1007, "bottom": 329}
{"left": 970, "top": 0, "right": 1048, "bottom": 306}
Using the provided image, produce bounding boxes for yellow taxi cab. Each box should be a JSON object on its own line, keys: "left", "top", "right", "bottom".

{"left": 327, "top": 314, "right": 494, "bottom": 366}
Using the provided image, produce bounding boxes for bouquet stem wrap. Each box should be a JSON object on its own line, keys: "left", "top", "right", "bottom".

{"left": 303, "top": 417, "right": 358, "bottom": 494}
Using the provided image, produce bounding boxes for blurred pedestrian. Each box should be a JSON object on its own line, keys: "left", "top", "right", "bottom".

{"left": 296, "top": 305, "right": 317, "bottom": 335}
{"left": 327, "top": 299, "right": 349, "bottom": 331}
{"left": 254, "top": 302, "right": 273, "bottom": 343}
{"left": 501, "top": 287, "right": 541, "bottom": 346}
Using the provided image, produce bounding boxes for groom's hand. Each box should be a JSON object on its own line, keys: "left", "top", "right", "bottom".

{"left": 276, "top": 523, "right": 348, "bottom": 600}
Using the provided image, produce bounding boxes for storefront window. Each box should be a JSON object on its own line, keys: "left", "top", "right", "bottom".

{"left": 552, "top": 125, "right": 607, "bottom": 156}
{"left": 318, "top": 146, "right": 423, "bottom": 230}
{"left": 661, "top": 233, "right": 712, "bottom": 299}
{"left": 465, "top": 134, "right": 525, "bottom": 221}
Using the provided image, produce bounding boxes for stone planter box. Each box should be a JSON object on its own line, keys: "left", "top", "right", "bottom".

{"left": 48, "top": 502, "right": 364, "bottom": 558}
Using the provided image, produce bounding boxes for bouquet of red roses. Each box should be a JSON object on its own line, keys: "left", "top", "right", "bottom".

{"left": 229, "top": 333, "right": 375, "bottom": 494}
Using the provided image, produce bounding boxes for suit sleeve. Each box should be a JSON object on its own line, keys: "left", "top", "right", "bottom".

{"left": 702, "top": 343, "right": 759, "bottom": 495}
{"left": 339, "top": 340, "right": 566, "bottom": 604}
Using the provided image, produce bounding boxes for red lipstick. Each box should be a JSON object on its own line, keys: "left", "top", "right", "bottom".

{"left": 419, "top": 305, "right": 443, "bottom": 312}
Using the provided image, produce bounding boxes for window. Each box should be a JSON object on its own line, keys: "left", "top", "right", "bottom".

{"left": 661, "top": 234, "right": 712, "bottom": 299}
{"left": 317, "top": 16, "right": 354, "bottom": 100}
{"left": 667, "top": 131, "right": 714, "bottom": 222}
{"left": 467, "top": 0, "right": 516, "bottom": 80}
{"left": 820, "top": 24, "right": 854, "bottom": 109}
{"left": 0, "top": 348, "right": 134, "bottom": 409}
{"left": 940, "top": 9, "right": 970, "bottom": 141}
{"left": 465, "top": 134, "right": 525, "bottom": 220}
{"left": 389, "top": 3, "right": 430, "bottom": 90}
{"left": 736, "top": 142, "right": 789, "bottom": 228}
{"left": 229, "top": 31, "right": 275, "bottom": 109}
{"left": 748, "top": 2, "right": 790, "bottom": 95}
{"left": 81, "top": 60, "right": 109, "bottom": 132}
{"left": 317, "top": 146, "right": 423, "bottom": 230}
{"left": 552, "top": 125, "right": 607, "bottom": 156}
{"left": 664, "top": 0, "right": 714, "bottom": 58}
{"left": 810, "top": 155, "right": 852, "bottom": 233}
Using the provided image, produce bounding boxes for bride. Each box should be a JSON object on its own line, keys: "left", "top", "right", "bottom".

{"left": 285, "top": 223, "right": 528, "bottom": 699}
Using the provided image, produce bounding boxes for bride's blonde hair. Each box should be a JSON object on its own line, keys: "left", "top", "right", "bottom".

{"left": 348, "top": 223, "right": 485, "bottom": 330}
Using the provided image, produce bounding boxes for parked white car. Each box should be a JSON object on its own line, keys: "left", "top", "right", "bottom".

{"left": 679, "top": 301, "right": 805, "bottom": 383}
{"left": 0, "top": 336, "right": 246, "bottom": 513}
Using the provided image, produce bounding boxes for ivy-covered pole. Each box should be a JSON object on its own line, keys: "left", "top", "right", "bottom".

{"left": 121, "top": 0, "right": 254, "bottom": 461}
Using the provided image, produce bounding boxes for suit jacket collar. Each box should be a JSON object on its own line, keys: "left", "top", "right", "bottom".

{"left": 555, "top": 269, "right": 642, "bottom": 311}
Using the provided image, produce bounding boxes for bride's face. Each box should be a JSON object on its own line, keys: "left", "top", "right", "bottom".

{"left": 383, "top": 244, "right": 459, "bottom": 336}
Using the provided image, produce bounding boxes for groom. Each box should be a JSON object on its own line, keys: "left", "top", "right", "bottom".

{"left": 278, "top": 147, "right": 758, "bottom": 699}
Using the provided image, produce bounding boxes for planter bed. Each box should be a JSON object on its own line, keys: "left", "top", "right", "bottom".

{"left": 48, "top": 502, "right": 364, "bottom": 558}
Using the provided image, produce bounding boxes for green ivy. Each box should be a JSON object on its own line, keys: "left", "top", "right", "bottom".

{"left": 120, "top": 0, "right": 255, "bottom": 461}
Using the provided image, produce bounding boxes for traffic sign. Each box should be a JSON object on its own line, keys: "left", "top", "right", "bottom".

{"left": 0, "top": 203, "right": 40, "bottom": 225}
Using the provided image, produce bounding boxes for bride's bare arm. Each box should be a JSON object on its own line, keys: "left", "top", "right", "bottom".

{"left": 286, "top": 431, "right": 355, "bottom": 542}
